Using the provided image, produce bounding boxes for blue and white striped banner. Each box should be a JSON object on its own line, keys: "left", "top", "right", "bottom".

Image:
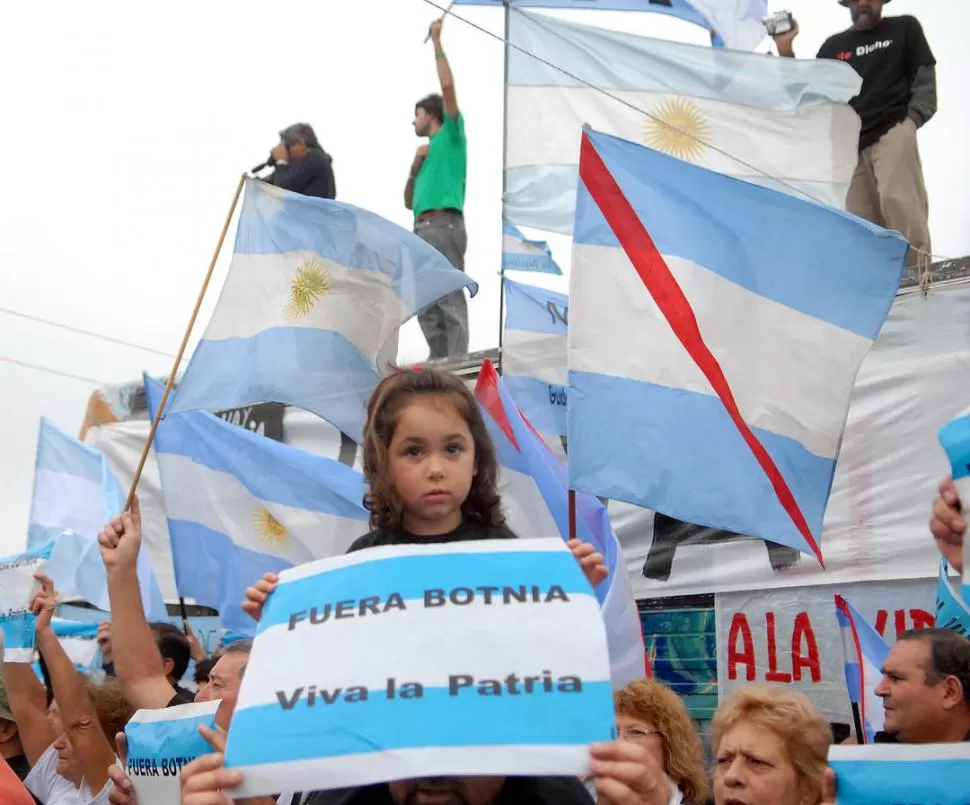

{"left": 224, "top": 539, "right": 614, "bottom": 797}
{"left": 938, "top": 416, "right": 970, "bottom": 604}
{"left": 0, "top": 542, "right": 54, "bottom": 662}
{"left": 125, "top": 700, "right": 219, "bottom": 805}
{"left": 829, "top": 744, "right": 970, "bottom": 805}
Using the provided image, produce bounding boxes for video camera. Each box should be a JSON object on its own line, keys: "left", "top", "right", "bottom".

{"left": 763, "top": 10, "right": 795, "bottom": 36}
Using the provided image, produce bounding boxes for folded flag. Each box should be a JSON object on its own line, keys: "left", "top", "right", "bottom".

{"left": 503, "top": 278, "right": 568, "bottom": 439}
{"left": 475, "top": 359, "right": 645, "bottom": 688}
{"left": 936, "top": 559, "right": 970, "bottom": 637}
{"left": 501, "top": 221, "right": 562, "bottom": 275}
{"left": 834, "top": 594, "right": 890, "bottom": 744}
{"left": 567, "top": 128, "right": 907, "bottom": 562}
{"left": 146, "top": 375, "right": 369, "bottom": 633}
{"left": 505, "top": 8, "right": 862, "bottom": 233}
{"left": 168, "top": 178, "right": 479, "bottom": 442}
{"left": 27, "top": 418, "right": 167, "bottom": 619}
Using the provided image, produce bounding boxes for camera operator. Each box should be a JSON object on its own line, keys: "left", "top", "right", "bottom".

{"left": 774, "top": 1, "right": 935, "bottom": 268}
{"left": 266, "top": 122, "right": 337, "bottom": 200}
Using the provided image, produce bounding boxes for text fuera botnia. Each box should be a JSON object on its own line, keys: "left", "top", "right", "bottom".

{"left": 285, "top": 583, "right": 572, "bottom": 630}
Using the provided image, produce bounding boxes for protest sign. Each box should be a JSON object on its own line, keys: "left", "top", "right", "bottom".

{"left": 0, "top": 543, "right": 53, "bottom": 662}
{"left": 716, "top": 579, "right": 934, "bottom": 722}
{"left": 225, "top": 538, "right": 615, "bottom": 797}
{"left": 829, "top": 743, "right": 970, "bottom": 805}
{"left": 936, "top": 559, "right": 970, "bottom": 637}
{"left": 124, "top": 700, "right": 219, "bottom": 805}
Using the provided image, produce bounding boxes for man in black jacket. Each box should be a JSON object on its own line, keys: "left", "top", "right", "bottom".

{"left": 773, "top": 0, "right": 936, "bottom": 267}
{"left": 268, "top": 123, "right": 337, "bottom": 200}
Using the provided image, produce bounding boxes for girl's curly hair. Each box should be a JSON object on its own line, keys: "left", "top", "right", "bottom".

{"left": 362, "top": 368, "right": 505, "bottom": 532}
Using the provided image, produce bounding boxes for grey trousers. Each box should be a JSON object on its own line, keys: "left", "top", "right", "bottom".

{"left": 414, "top": 212, "right": 469, "bottom": 359}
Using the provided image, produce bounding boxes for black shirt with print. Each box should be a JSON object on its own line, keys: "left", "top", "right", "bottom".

{"left": 817, "top": 15, "right": 935, "bottom": 150}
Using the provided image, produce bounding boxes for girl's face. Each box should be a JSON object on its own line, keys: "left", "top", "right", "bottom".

{"left": 388, "top": 395, "right": 476, "bottom": 535}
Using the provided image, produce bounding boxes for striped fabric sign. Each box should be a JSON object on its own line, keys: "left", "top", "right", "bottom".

{"left": 224, "top": 539, "right": 614, "bottom": 797}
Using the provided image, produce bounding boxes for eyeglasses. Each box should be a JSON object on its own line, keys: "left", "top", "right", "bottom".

{"left": 619, "top": 725, "right": 662, "bottom": 742}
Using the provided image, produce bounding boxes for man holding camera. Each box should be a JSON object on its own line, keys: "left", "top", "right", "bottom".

{"left": 774, "top": 0, "right": 936, "bottom": 267}
{"left": 267, "top": 122, "right": 337, "bottom": 200}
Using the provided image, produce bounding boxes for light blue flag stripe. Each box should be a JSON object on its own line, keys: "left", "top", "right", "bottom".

{"left": 35, "top": 419, "right": 103, "bottom": 481}
{"left": 829, "top": 745, "right": 970, "bottom": 805}
{"left": 504, "top": 279, "right": 567, "bottom": 337}
{"left": 573, "top": 131, "right": 908, "bottom": 339}
{"left": 502, "top": 222, "right": 562, "bottom": 275}
{"left": 228, "top": 680, "right": 615, "bottom": 766}
{"left": 125, "top": 705, "right": 218, "bottom": 770}
{"left": 257, "top": 550, "right": 594, "bottom": 633}
{"left": 935, "top": 559, "right": 970, "bottom": 637}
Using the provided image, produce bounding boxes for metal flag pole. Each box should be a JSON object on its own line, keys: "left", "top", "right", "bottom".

{"left": 497, "top": 0, "right": 511, "bottom": 376}
{"left": 123, "top": 173, "right": 246, "bottom": 510}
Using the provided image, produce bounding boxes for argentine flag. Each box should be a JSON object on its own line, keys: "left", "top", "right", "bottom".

{"left": 505, "top": 9, "right": 863, "bottom": 233}
{"left": 168, "top": 179, "right": 478, "bottom": 442}
{"left": 475, "top": 359, "right": 645, "bottom": 688}
{"left": 834, "top": 595, "right": 890, "bottom": 743}
{"left": 503, "top": 278, "right": 568, "bottom": 439}
{"left": 27, "top": 418, "right": 167, "bottom": 619}
{"left": 501, "top": 222, "right": 561, "bottom": 275}
{"left": 146, "top": 376, "right": 368, "bottom": 632}
{"left": 567, "top": 129, "right": 907, "bottom": 563}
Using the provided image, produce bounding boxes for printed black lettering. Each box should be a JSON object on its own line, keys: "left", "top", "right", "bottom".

{"left": 399, "top": 682, "right": 424, "bottom": 699}
{"left": 385, "top": 592, "right": 406, "bottom": 612}
{"left": 335, "top": 600, "right": 354, "bottom": 619}
{"left": 288, "top": 611, "right": 307, "bottom": 631}
{"left": 477, "top": 586, "right": 498, "bottom": 605}
{"left": 276, "top": 687, "right": 304, "bottom": 710}
{"left": 425, "top": 589, "right": 446, "bottom": 607}
{"left": 359, "top": 596, "right": 381, "bottom": 615}
{"left": 545, "top": 585, "right": 569, "bottom": 603}
{"left": 310, "top": 605, "right": 332, "bottom": 624}
{"left": 450, "top": 587, "right": 474, "bottom": 605}
{"left": 449, "top": 675, "right": 474, "bottom": 695}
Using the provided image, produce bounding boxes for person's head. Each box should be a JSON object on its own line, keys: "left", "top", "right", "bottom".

{"left": 279, "top": 122, "right": 320, "bottom": 160}
{"left": 840, "top": 0, "right": 886, "bottom": 30}
{"left": 413, "top": 93, "right": 444, "bottom": 137}
{"left": 195, "top": 639, "right": 252, "bottom": 730}
{"left": 0, "top": 678, "right": 22, "bottom": 760}
{"left": 388, "top": 776, "right": 505, "bottom": 805}
{"left": 194, "top": 656, "right": 216, "bottom": 686}
{"left": 614, "top": 678, "right": 708, "bottom": 804}
{"left": 49, "top": 678, "right": 134, "bottom": 785}
{"left": 149, "top": 622, "right": 191, "bottom": 685}
{"left": 362, "top": 368, "right": 503, "bottom": 536}
{"left": 711, "top": 685, "right": 831, "bottom": 805}
{"left": 875, "top": 628, "right": 970, "bottom": 743}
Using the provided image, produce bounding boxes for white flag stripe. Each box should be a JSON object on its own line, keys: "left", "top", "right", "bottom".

{"left": 279, "top": 537, "right": 571, "bottom": 582}
{"left": 233, "top": 744, "right": 592, "bottom": 799}
{"left": 504, "top": 332, "right": 569, "bottom": 387}
{"left": 59, "top": 638, "right": 99, "bottom": 668}
{"left": 239, "top": 595, "right": 606, "bottom": 710}
{"left": 506, "top": 86, "right": 860, "bottom": 188}
{"left": 570, "top": 244, "right": 870, "bottom": 459}
{"left": 158, "top": 454, "right": 362, "bottom": 565}
{"left": 29, "top": 470, "right": 104, "bottom": 533}
{"left": 498, "top": 468, "right": 561, "bottom": 541}
{"left": 202, "top": 251, "right": 408, "bottom": 359}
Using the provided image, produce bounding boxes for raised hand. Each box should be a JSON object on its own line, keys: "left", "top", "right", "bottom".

{"left": 98, "top": 494, "right": 143, "bottom": 571}
{"left": 29, "top": 574, "right": 57, "bottom": 635}
{"left": 931, "top": 477, "right": 964, "bottom": 573}
{"left": 242, "top": 572, "right": 279, "bottom": 624}
{"left": 590, "top": 740, "right": 671, "bottom": 805}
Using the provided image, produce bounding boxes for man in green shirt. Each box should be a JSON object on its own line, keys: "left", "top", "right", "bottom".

{"left": 404, "top": 18, "right": 469, "bottom": 359}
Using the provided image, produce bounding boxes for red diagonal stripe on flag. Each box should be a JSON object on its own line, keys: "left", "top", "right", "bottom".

{"left": 578, "top": 132, "right": 823, "bottom": 566}
{"left": 834, "top": 595, "right": 868, "bottom": 742}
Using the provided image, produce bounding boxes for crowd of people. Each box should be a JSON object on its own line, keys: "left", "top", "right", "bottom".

{"left": 0, "top": 3, "right": 955, "bottom": 804}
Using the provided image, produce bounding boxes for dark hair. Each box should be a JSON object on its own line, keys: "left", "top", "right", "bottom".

{"left": 220, "top": 639, "right": 253, "bottom": 679}
{"left": 150, "top": 623, "right": 191, "bottom": 682}
{"left": 362, "top": 368, "right": 504, "bottom": 532}
{"left": 897, "top": 628, "right": 970, "bottom": 700}
{"left": 279, "top": 122, "right": 320, "bottom": 150}
{"left": 194, "top": 657, "right": 216, "bottom": 685}
{"left": 415, "top": 93, "right": 444, "bottom": 125}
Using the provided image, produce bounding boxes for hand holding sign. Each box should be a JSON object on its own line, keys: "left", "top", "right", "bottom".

{"left": 931, "top": 476, "right": 964, "bottom": 573}
{"left": 98, "top": 494, "right": 143, "bottom": 571}
{"left": 568, "top": 539, "right": 608, "bottom": 587}
{"left": 590, "top": 741, "right": 671, "bottom": 805}
{"left": 242, "top": 572, "right": 279, "bottom": 624}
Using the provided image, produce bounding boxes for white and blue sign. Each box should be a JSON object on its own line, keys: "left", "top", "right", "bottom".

{"left": 939, "top": 416, "right": 970, "bottom": 603}
{"left": 125, "top": 700, "right": 219, "bottom": 805}
{"left": 225, "top": 538, "right": 615, "bottom": 797}
{"left": 829, "top": 743, "right": 970, "bottom": 805}
{"left": 0, "top": 542, "right": 54, "bottom": 662}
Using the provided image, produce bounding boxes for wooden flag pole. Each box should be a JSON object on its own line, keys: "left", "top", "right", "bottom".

{"left": 424, "top": 0, "right": 455, "bottom": 42}
{"left": 123, "top": 173, "right": 246, "bottom": 511}
{"left": 568, "top": 489, "right": 577, "bottom": 543}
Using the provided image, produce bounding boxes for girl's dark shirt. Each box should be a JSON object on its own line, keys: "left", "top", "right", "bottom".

{"left": 346, "top": 520, "right": 517, "bottom": 553}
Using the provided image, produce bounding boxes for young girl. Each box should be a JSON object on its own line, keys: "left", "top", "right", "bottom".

{"left": 243, "top": 366, "right": 607, "bottom": 620}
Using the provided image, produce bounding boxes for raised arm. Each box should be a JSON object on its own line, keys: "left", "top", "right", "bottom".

{"left": 429, "top": 20, "right": 458, "bottom": 119}
{"left": 98, "top": 497, "right": 176, "bottom": 709}
{"left": 31, "top": 575, "right": 115, "bottom": 793}
{"left": 1, "top": 659, "right": 54, "bottom": 766}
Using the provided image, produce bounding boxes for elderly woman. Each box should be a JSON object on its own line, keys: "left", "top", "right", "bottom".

{"left": 712, "top": 685, "right": 832, "bottom": 805}
{"left": 609, "top": 678, "right": 708, "bottom": 805}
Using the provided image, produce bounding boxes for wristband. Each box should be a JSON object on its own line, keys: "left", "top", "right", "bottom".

{"left": 435, "top": 48, "right": 445, "bottom": 59}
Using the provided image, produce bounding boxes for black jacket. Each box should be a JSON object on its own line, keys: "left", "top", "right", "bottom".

{"left": 302, "top": 777, "right": 594, "bottom": 805}
{"left": 269, "top": 148, "right": 336, "bottom": 199}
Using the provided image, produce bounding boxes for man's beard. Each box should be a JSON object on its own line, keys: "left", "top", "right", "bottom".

{"left": 851, "top": 6, "right": 880, "bottom": 30}
{"left": 402, "top": 781, "right": 471, "bottom": 805}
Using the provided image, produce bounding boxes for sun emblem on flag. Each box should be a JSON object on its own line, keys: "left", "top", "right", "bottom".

{"left": 643, "top": 97, "right": 710, "bottom": 162}
{"left": 252, "top": 507, "right": 288, "bottom": 547}
{"left": 283, "top": 257, "right": 332, "bottom": 320}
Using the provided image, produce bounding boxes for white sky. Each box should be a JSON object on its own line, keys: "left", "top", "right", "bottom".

{"left": 0, "top": 0, "right": 966, "bottom": 555}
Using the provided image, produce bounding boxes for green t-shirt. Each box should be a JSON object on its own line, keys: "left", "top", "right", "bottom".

{"left": 412, "top": 111, "right": 467, "bottom": 220}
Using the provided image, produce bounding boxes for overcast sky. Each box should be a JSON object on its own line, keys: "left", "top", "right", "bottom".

{"left": 0, "top": 0, "right": 965, "bottom": 555}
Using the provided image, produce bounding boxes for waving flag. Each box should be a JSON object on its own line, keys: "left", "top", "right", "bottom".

{"left": 146, "top": 376, "right": 368, "bottom": 633}
{"left": 835, "top": 595, "right": 890, "bottom": 743}
{"left": 503, "top": 279, "right": 568, "bottom": 439}
{"left": 568, "top": 129, "right": 907, "bottom": 562}
{"left": 168, "top": 179, "right": 478, "bottom": 442}
{"left": 505, "top": 9, "right": 862, "bottom": 233}
{"left": 27, "top": 418, "right": 167, "bottom": 619}
{"left": 938, "top": 416, "right": 970, "bottom": 603}
{"left": 475, "top": 359, "right": 644, "bottom": 688}
{"left": 502, "top": 222, "right": 562, "bottom": 275}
